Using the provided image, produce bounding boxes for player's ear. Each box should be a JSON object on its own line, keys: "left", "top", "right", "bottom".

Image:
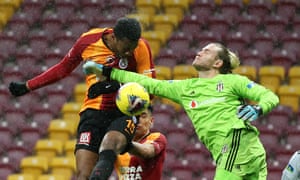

{"left": 213, "top": 59, "right": 223, "bottom": 68}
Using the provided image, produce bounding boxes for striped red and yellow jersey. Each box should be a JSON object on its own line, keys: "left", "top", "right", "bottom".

{"left": 115, "top": 132, "right": 167, "bottom": 180}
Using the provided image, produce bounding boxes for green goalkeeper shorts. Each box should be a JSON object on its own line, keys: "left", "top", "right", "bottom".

{"left": 214, "top": 128, "right": 267, "bottom": 180}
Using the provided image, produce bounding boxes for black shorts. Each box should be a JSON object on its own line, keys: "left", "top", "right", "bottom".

{"left": 75, "top": 108, "right": 137, "bottom": 153}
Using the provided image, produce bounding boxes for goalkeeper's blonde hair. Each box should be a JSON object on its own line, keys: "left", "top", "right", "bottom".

{"left": 228, "top": 50, "right": 240, "bottom": 70}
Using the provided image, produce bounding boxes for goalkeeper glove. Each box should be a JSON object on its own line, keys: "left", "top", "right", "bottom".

{"left": 9, "top": 82, "right": 30, "bottom": 97}
{"left": 82, "top": 61, "right": 112, "bottom": 78}
{"left": 88, "top": 80, "right": 120, "bottom": 99}
{"left": 237, "top": 105, "right": 262, "bottom": 121}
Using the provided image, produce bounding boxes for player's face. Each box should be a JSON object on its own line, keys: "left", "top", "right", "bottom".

{"left": 192, "top": 43, "right": 221, "bottom": 71}
{"left": 115, "top": 38, "right": 138, "bottom": 57}
{"left": 135, "top": 109, "right": 153, "bottom": 138}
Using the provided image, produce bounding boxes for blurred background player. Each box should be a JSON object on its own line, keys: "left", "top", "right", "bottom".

{"left": 282, "top": 150, "right": 300, "bottom": 180}
{"left": 114, "top": 105, "right": 167, "bottom": 179}
{"left": 84, "top": 42, "right": 279, "bottom": 180}
{"left": 8, "top": 17, "right": 155, "bottom": 180}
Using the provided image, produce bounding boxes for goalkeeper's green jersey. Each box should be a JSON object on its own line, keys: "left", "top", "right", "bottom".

{"left": 111, "top": 69, "right": 279, "bottom": 160}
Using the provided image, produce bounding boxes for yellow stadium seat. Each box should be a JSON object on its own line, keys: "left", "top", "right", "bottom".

{"left": 161, "top": 98, "right": 182, "bottom": 112}
{"left": 20, "top": 156, "right": 48, "bottom": 179}
{"left": 162, "top": 0, "right": 189, "bottom": 20}
{"left": 233, "top": 65, "right": 257, "bottom": 81}
{"left": 277, "top": 85, "right": 300, "bottom": 112}
{"left": 288, "top": 66, "right": 300, "bottom": 85}
{"left": 34, "top": 139, "right": 63, "bottom": 161}
{"left": 48, "top": 119, "right": 76, "bottom": 143}
{"left": 73, "top": 83, "right": 87, "bottom": 103}
{"left": 61, "top": 102, "right": 81, "bottom": 128}
{"left": 136, "top": 0, "right": 161, "bottom": 16}
{"left": 142, "top": 30, "right": 167, "bottom": 57}
{"left": 49, "top": 156, "right": 76, "bottom": 180}
{"left": 152, "top": 14, "right": 179, "bottom": 37}
{"left": 7, "top": 173, "right": 35, "bottom": 180}
{"left": 173, "top": 65, "right": 198, "bottom": 79}
{"left": 0, "top": 12, "right": 9, "bottom": 28}
{"left": 37, "top": 174, "right": 66, "bottom": 180}
{"left": 126, "top": 13, "right": 152, "bottom": 31}
{"left": 155, "top": 65, "right": 172, "bottom": 80}
{"left": 258, "top": 65, "right": 285, "bottom": 93}
{"left": 64, "top": 139, "right": 76, "bottom": 157}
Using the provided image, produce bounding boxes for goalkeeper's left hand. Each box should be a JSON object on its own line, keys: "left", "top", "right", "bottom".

{"left": 237, "top": 105, "right": 262, "bottom": 121}
{"left": 82, "top": 61, "right": 112, "bottom": 77}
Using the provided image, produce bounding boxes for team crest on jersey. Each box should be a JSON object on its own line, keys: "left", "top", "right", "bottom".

{"left": 119, "top": 58, "right": 128, "bottom": 69}
{"left": 216, "top": 82, "right": 224, "bottom": 92}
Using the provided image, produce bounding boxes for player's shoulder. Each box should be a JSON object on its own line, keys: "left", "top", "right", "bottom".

{"left": 148, "top": 132, "right": 167, "bottom": 140}
{"left": 81, "top": 28, "right": 110, "bottom": 37}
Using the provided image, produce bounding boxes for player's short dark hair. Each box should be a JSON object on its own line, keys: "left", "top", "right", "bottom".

{"left": 114, "top": 17, "right": 141, "bottom": 42}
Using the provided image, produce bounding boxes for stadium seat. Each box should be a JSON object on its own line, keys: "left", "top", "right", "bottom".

{"left": 277, "top": 85, "right": 300, "bottom": 113}
{"left": 64, "top": 139, "right": 76, "bottom": 157}
{"left": 49, "top": 156, "right": 76, "bottom": 180}
{"left": 193, "top": 30, "right": 222, "bottom": 49}
{"left": 0, "top": 126, "right": 13, "bottom": 154}
{"left": 31, "top": 103, "right": 54, "bottom": 135}
{"left": 135, "top": 0, "right": 161, "bottom": 16}
{"left": 20, "top": 156, "right": 48, "bottom": 179}
{"left": 169, "top": 160, "right": 194, "bottom": 179}
{"left": 179, "top": 14, "right": 202, "bottom": 38}
{"left": 79, "top": 0, "right": 105, "bottom": 24}
{"left": 7, "top": 145, "right": 29, "bottom": 171}
{"left": 270, "top": 49, "right": 295, "bottom": 73}
{"left": 155, "top": 48, "right": 180, "bottom": 68}
{"left": 54, "top": 31, "right": 76, "bottom": 54}
{"left": 0, "top": 34, "right": 17, "bottom": 59}
{"left": 207, "top": 15, "right": 231, "bottom": 39}
{"left": 266, "top": 105, "right": 294, "bottom": 132}
{"left": 219, "top": 0, "right": 243, "bottom": 23}
{"left": 7, "top": 173, "right": 35, "bottom": 180}
{"left": 189, "top": 0, "right": 215, "bottom": 23}
{"left": 142, "top": 30, "right": 167, "bottom": 57}
{"left": 61, "top": 102, "right": 81, "bottom": 128}
{"left": 235, "top": 14, "right": 260, "bottom": 37}
{"left": 48, "top": 119, "right": 76, "bottom": 143}
{"left": 288, "top": 66, "right": 300, "bottom": 86}
{"left": 108, "top": 0, "right": 135, "bottom": 19}
{"left": 126, "top": 13, "right": 151, "bottom": 31}
{"left": 155, "top": 65, "right": 172, "bottom": 80}
{"left": 259, "top": 128, "right": 281, "bottom": 153}
{"left": 173, "top": 64, "right": 198, "bottom": 79}
{"left": 20, "top": 126, "right": 42, "bottom": 151}
{"left": 166, "top": 129, "right": 190, "bottom": 152}
{"left": 55, "top": 0, "right": 77, "bottom": 24}
{"left": 258, "top": 65, "right": 285, "bottom": 92}
{"left": 276, "top": 1, "right": 297, "bottom": 21}
{"left": 167, "top": 32, "right": 191, "bottom": 51}
{"left": 66, "top": 15, "right": 90, "bottom": 38}
{"left": 152, "top": 14, "right": 179, "bottom": 38}
{"left": 252, "top": 32, "right": 274, "bottom": 59}
{"left": 247, "top": 0, "right": 272, "bottom": 20}
{"left": 0, "top": 162, "right": 15, "bottom": 180}
{"left": 162, "top": 0, "right": 189, "bottom": 21}
{"left": 73, "top": 83, "right": 87, "bottom": 103}
{"left": 37, "top": 174, "right": 66, "bottom": 180}
{"left": 225, "top": 31, "right": 250, "bottom": 53}
{"left": 232, "top": 65, "right": 257, "bottom": 81}
{"left": 152, "top": 110, "right": 175, "bottom": 133}
{"left": 41, "top": 13, "right": 63, "bottom": 41}
{"left": 263, "top": 15, "right": 288, "bottom": 41}
{"left": 21, "top": 0, "right": 44, "bottom": 25}
{"left": 241, "top": 49, "right": 265, "bottom": 69}
{"left": 183, "top": 142, "right": 212, "bottom": 170}
{"left": 285, "top": 130, "right": 300, "bottom": 152}
{"left": 164, "top": 148, "right": 177, "bottom": 170}
{"left": 281, "top": 32, "right": 300, "bottom": 60}
{"left": 34, "top": 139, "right": 63, "bottom": 161}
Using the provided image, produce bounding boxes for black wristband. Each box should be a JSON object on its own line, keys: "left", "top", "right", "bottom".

{"left": 102, "top": 66, "right": 112, "bottom": 77}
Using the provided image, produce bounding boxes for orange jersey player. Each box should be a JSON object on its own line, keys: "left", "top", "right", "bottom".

{"left": 115, "top": 105, "right": 167, "bottom": 180}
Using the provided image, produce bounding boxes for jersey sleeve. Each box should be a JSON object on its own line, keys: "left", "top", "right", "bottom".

{"left": 111, "top": 69, "right": 183, "bottom": 104}
{"left": 231, "top": 75, "right": 279, "bottom": 114}
{"left": 27, "top": 36, "right": 85, "bottom": 90}
{"left": 134, "top": 38, "right": 155, "bottom": 78}
{"left": 146, "top": 133, "right": 167, "bottom": 155}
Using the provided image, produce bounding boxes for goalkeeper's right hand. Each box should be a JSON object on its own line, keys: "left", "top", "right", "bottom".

{"left": 9, "top": 82, "right": 30, "bottom": 97}
{"left": 83, "top": 61, "right": 112, "bottom": 78}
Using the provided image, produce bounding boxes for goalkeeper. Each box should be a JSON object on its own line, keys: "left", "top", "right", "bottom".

{"left": 84, "top": 42, "right": 279, "bottom": 180}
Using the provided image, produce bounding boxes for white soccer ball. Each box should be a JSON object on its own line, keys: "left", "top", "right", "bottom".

{"left": 116, "top": 82, "right": 150, "bottom": 116}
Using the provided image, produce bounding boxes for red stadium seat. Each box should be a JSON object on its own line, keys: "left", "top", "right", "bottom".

{"left": 276, "top": 1, "right": 297, "bottom": 21}
{"left": 263, "top": 15, "right": 288, "bottom": 41}
{"left": 55, "top": 0, "right": 77, "bottom": 24}
{"left": 190, "top": 0, "right": 215, "bottom": 23}
{"left": 252, "top": 32, "right": 274, "bottom": 59}
{"left": 235, "top": 14, "right": 260, "bottom": 38}
{"left": 247, "top": 0, "right": 272, "bottom": 20}
{"left": 207, "top": 15, "right": 231, "bottom": 39}
{"left": 219, "top": 0, "right": 243, "bottom": 23}
{"left": 179, "top": 14, "right": 203, "bottom": 38}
